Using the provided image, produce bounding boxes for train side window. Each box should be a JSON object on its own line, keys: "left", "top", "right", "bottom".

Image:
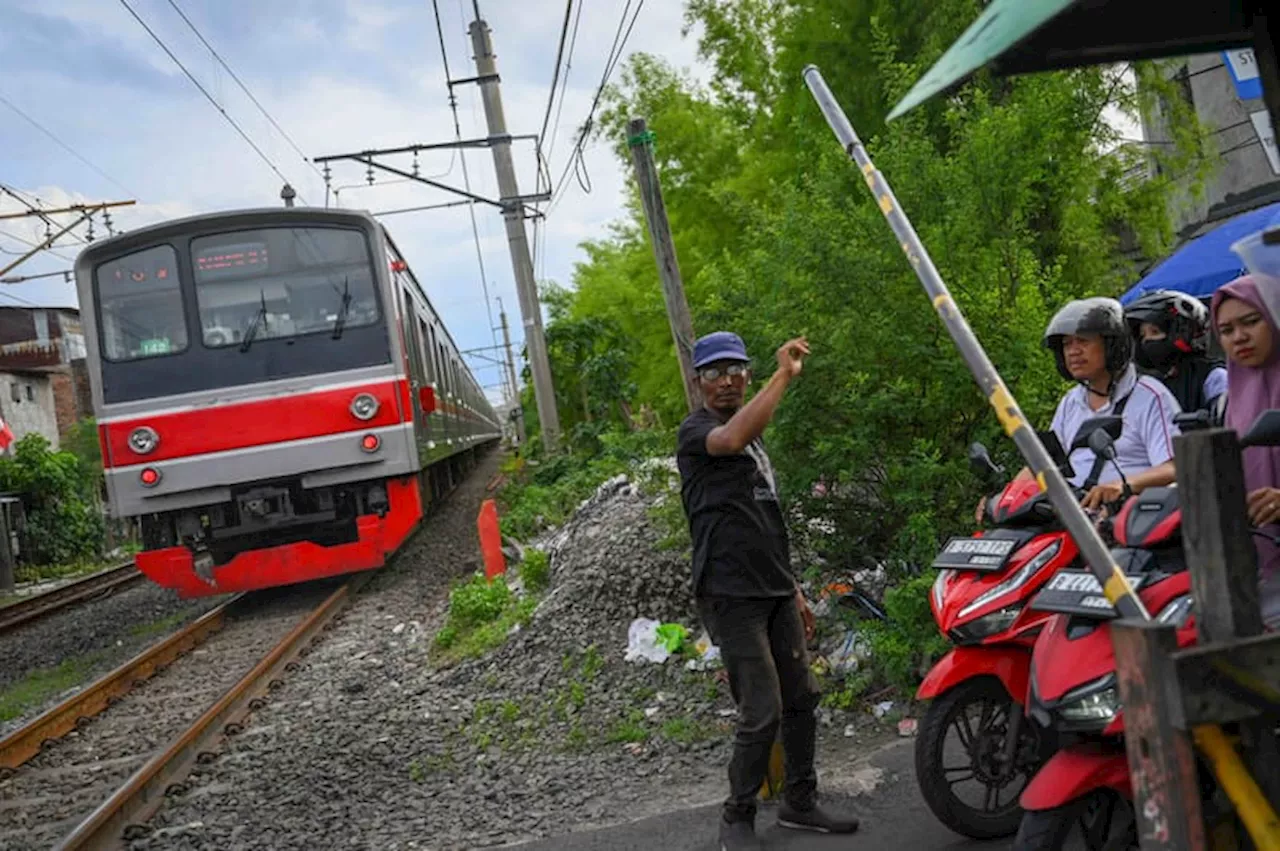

{"left": 95, "top": 244, "right": 189, "bottom": 361}
{"left": 418, "top": 318, "right": 433, "bottom": 381}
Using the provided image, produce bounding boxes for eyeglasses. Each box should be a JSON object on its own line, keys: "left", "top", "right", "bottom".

{"left": 697, "top": 363, "right": 749, "bottom": 381}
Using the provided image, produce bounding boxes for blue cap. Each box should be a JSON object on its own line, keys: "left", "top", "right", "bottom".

{"left": 692, "top": 331, "right": 749, "bottom": 369}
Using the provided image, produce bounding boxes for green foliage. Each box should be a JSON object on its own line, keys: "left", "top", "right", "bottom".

{"left": 606, "top": 713, "right": 650, "bottom": 744}
{"left": 447, "top": 573, "right": 511, "bottom": 629}
{"left": 0, "top": 434, "right": 105, "bottom": 566}
{"left": 518, "top": 0, "right": 1199, "bottom": 588}
{"left": 432, "top": 574, "right": 538, "bottom": 663}
{"left": 61, "top": 417, "right": 104, "bottom": 488}
{"left": 497, "top": 426, "right": 674, "bottom": 541}
{"left": 859, "top": 572, "right": 950, "bottom": 692}
{"left": 518, "top": 548, "right": 550, "bottom": 593}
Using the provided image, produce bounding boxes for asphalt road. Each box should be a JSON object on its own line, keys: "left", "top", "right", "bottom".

{"left": 504, "top": 738, "right": 1012, "bottom": 851}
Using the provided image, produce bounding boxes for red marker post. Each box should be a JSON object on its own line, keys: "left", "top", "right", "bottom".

{"left": 477, "top": 499, "right": 506, "bottom": 579}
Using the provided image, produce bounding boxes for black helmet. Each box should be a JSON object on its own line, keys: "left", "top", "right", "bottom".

{"left": 1123, "top": 289, "right": 1211, "bottom": 359}
{"left": 1043, "top": 297, "right": 1132, "bottom": 383}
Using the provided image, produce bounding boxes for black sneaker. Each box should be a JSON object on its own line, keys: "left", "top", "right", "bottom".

{"left": 719, "top": 817, "right": 762, "bottom": 851}
{"left": 777, "top": 803, "right": 860, "bottom": 834}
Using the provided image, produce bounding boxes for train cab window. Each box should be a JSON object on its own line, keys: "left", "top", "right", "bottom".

{"left": 191, "top": 227, "right": 378, "bottom": 348}
{"left": 95, "top": 244, "right": 189, "bottom": 361}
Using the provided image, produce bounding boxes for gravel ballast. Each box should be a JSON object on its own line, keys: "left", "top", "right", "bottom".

{"left": 135, "top": 450, "right": 885, "bottom": 850}
{"left": 0, "top": 578, "right": 228, "bottom": 735}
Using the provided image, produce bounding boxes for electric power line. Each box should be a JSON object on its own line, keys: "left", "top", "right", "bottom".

{"left": 0, "top": 93, "right": 139, "bottom": 199}
{"left": 163, "top": 0, "right": 323, "bottom": 182}
{"left": 546, "top": 0, "right": 646, "bottom": 215}
{"left": 431, "top": 0, "right": 498, "bottom": 351}
{"left": 117, "top": 0, "right": 308, "bottom": 203}
{"left": 537, "top": 0, "right": 575, "bottom": 161}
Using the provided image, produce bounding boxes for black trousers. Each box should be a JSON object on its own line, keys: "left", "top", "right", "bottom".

{"left": 697, "top": 594, "right": 822, "bottom": 823}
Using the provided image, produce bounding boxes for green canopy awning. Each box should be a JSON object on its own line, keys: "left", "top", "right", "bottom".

{"left": 888, "top": 0, "right": 1257, "bottom": 120}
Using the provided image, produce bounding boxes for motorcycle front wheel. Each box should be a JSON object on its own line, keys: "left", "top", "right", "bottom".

{"left": 914, "top": 676, "right": 1048, "bottom": 839}
{"left": 1012, "top": 790, "right": 1137, "bottom": 851}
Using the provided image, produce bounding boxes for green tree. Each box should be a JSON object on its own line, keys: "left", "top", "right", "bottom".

{"left": 0, "top": 434, "right": 105, "bottom": 565}
{"left": 530, "top": 0, "right": 1204, "bottom": 574}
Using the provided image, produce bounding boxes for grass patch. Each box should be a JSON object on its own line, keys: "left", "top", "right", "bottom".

{"left": 0, "top": 656, "right": 96, "bottom": 723}
{"left": 517, "top": 548, "right": 550, "bottom": 593}
{"left": 431, "top": 573, "right": 538, "bottom": 664}
{"left": 14, "top": 560, "right": 112, "bottom": 585}
{"left": 660, "top": 716, "right": 705, "bottom": 744}
{"left": 607, "top": 714, "right": 649, "bottom": 744}
{"left": 128, "top": 610, "right": 190, "bottom": 639}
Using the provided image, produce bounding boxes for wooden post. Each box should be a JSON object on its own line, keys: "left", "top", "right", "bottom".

{"left": 1112, "top": 619, "right": 1206, "bottom": 851}
{"left": 1175, "top": 428, "right": 1280, "bottom": 805}
{"left": 0, "top": 499, "right": 14, "bottom": 593}
{"left": 627, "top": 117, "right": 701, "bottom": 414}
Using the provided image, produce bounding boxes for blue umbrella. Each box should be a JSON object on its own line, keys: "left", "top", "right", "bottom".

{"left": 1118, "top": 201, "right": 1280, "bottom": 305}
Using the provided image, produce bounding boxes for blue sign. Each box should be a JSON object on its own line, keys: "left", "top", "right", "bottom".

{"left": 1223, "top": 49, "right": 1264, "bottom": 102}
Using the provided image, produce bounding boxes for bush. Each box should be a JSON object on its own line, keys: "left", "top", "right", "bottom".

{"left": 518, "top": 548, "right": 550, "bottom": 593}
{"left": 0, "top": 434, "right": 104, "bottom": 566}
{"left": 859, "top": 572, "right": 949, "bottom": 692}
{"left": 446, "top": 573, "right": 511, "bottom": 629}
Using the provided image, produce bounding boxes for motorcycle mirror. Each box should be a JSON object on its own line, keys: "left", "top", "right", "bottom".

{"left": 1174, "top": 410, "right": 1212, "bottom": 432}
{"left": 1071, "top": 415, "right": 1123, "bottom": 452}
{"left": 1086, "top": 427, "right": 1118, "bottom": 459}
{"left": 967, "top": 442, "right": 1003, "bottom": 479}
{"left": 1241, "top": 410, "right": 1280, "bottom": 449}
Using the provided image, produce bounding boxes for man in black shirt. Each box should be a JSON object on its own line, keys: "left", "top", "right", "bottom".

{"left": 677, "top": 331, "right": 859, "bottom": 851}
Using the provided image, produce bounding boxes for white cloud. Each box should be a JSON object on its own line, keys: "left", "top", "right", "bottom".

{"left": 2, "top": 0, "right": 710, "bottom": 392}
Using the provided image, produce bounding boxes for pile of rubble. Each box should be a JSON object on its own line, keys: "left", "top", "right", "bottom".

{"left": 439, "top": 467, "right": 727, "bottom": 753}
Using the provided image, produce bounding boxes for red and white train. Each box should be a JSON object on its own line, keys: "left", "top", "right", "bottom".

{"left": 74, "top": 207, "right": 502, "bottom": 597}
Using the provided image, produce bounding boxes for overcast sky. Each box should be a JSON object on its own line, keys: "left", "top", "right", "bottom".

{"left": 0, "top": 0, "right": 706, "bottom": 403}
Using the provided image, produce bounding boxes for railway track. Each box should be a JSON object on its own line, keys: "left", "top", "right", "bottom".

{"left": 0, "top": 575, "right": 365, "bottom": 850}
{"left": 0, "top": 562, "right": 144, "bottom": 636}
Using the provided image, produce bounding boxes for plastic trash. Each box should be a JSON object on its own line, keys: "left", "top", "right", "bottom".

{"left": 654, "top": 622, "right": 689, "bottom": 654}
{"left": 873, "top": 700, "right": 895, "bottom": 719}
{"left": 898, "top": 718, "right": 919, "bottom": 737}
{"left": 624, "top": 618, "right": 670, "bottom": 664}
{"left": 826, "top": 630, "right": 865, "bottom": 676}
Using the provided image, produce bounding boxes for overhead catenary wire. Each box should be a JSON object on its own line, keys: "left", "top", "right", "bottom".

{"left": 431, "top": 0, "right": 498, "bottom": 352}
{"left": 546, "top": 0, "right": 646, "bottom": 216}
{"left": 117, "top": 0, "right": 308, "bottom": 203}
{"left": 533, "top": 0, "right": 584, "bottom": 281}
{"left": 0, "top": 93, "right": 139, "bottom": 199}
{"left": 163, "top": 0, "right": 323, "bottom": 182}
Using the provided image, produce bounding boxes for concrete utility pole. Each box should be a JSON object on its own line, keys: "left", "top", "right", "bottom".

{"left": 497, "top": 297, "right": 525, "bottom": 444}
{"left": 627, "top": 117, "right": 701, "bottom": 413}
{"left": 468, "top": 17, "right": 561, "bottom": 452}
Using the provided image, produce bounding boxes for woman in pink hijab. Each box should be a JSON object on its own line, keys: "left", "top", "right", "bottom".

{"left": 1211, "top": 274, "right": 1280, "bottom": 626}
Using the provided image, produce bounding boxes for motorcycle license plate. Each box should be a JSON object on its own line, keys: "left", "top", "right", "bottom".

{"left": 931, "top": 536, "right": 1018, "bottom": 572}
{"left": 1030, "top": 570, "right": 1147, "bottom": 618}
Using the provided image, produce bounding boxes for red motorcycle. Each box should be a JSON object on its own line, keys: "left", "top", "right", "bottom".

{"left": 914, "top": 424, "right": 1119, "bottom": 839}
{"left": 1012, "top": 409, "right": 1280, "bottom": 851}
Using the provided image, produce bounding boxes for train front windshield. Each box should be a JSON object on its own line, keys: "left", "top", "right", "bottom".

{"left": 94, "top": 225, "right": 390, "bottom": 404}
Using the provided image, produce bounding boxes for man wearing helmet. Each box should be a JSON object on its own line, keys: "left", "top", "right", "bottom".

{"left": 1124, "top": 289, "right": 1227, "bottom": 416}
{"left": 1043, "top": 297, "right": 1183, "bottom": 510}
{"left": 977, "top": 297, "right": 1183, "bottom": 520}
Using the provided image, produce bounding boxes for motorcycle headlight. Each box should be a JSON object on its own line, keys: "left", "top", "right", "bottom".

{"left": 1157, "top": 594, "right": 1194, "bottom": 627}
{"left": 1058, "top": 675, "right": 1120, "bottom": 727}
{"left": 950, "top": 604, "right": 1022, "bottom": 643}
{"left": 932, "top": 569, "right": 951, "bottom": 612}
{"left": 959, "top": 540, "right": 1062, "bottom": 618}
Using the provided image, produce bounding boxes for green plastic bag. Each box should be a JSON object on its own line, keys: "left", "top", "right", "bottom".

{"left": 654, "top": 623, "right": 688, "bottom": 654}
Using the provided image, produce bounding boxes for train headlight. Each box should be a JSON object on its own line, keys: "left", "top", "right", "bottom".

{"left": 350, "top": 393, "right": 379, "bottom": 421}
{"left": 128, "top": 426, "right": 159, "bottom": 455}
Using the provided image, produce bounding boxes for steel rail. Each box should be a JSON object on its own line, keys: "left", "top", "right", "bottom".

{"left": 0, "top": 563, "right": 144, "bottom": 636}
{"left": 58, "top": 576, "right": 368, "bottom": 849}
{"left": 0, "top": 596, "right": 237, "bottom": 772}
